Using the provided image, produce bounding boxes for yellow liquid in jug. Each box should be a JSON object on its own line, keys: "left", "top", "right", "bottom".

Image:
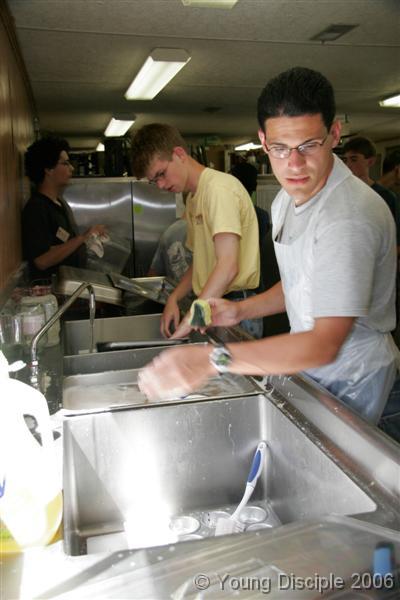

{"left": 0, "top": 493, "right": 63, "bottom": 555}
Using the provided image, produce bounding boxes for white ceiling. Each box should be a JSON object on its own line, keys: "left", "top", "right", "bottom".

{"left": 8, "top": 0, "right": 400, "bottom": 150}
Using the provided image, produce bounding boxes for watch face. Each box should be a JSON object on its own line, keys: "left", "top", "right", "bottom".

{"left": 217, "top": 349, "right": 231, "bottom": 367}
{"left": 210, "top": 345, "right": 232, "bottom": 373}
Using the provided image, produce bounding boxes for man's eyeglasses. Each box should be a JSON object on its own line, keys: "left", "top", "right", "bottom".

{"left": 148, "top": 161, "right": 171, "bottom": 185}
{"left": 264, "top": 134, "right": 329, "bottom": 159}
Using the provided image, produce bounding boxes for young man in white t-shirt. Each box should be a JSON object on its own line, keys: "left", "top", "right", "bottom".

{"left": 138, "top": 68, "right": 398, "bottom": 424}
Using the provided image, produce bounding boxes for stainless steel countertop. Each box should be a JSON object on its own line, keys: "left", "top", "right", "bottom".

{"left": 3, "top": 516, "right": 400, "bottom": 599}
{"left": 5, "top": 323, "right": 400, "bottom": 599}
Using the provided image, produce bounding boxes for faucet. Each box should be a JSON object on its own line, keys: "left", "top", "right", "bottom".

{"left": 29, "top": 282, "right": 96, "bottom": 389}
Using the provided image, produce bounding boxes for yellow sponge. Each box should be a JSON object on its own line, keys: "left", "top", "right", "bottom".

{"left": 189, "top": 299, "right": 212, "bottom": 327}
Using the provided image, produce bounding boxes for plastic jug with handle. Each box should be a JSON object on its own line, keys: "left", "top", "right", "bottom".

{"left": 0, "top": 352, "right": 62, "bottom": 554}
{"left": 20, "top": 293, "right": 60, "bottom": 348}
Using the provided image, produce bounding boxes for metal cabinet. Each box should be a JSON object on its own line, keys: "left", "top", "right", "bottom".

{"left": 63, "top": 178, "right": 177, "bottom": 276}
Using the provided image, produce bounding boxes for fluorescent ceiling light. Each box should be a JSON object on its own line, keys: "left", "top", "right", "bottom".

{"left": 125, "top": 48, "right": 191, "bottom": 100}
{"left": 181, "top": 0, "right": 239, "bottom": 7}
{"left": 96, "top": 142, "right": 105, "bottom": 152}
{"left": 104, "top": 117, "right": 135, "bottom": 137}
{"left": 379, "top": 94, "right": 400, "bottom": 108}
{"left": 310, "top": 24, "right": 358, "bottom": 42}
{"left": 235, "top": 142, "right": 262, "bottom": 151}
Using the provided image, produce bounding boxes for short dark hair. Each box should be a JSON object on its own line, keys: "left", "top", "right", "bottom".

{"left": 343, "top": 136, "right": 376, "bottom": 159}
{"left": 25, "top": 136, "right": 70, "bottom": 185}
{"left": 383, "top": 150, "right": 400, "bottom": 175}
{"left": 131, "top": 123, "right": 187, "bottom": 178}
{"left": 231, "top": 162, "right": 258, "bottom": 195}
{"left": 257, "top": 66, "right": 336, "bottom": 132}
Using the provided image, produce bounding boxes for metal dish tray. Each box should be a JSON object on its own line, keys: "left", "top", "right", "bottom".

{"left": 96, "top": 338, "right": 189, "bottom": 351}
{"left": 108, "top": 272, "right": 175, "bottom": 305}
{"left": 55, "top": 266, "right": 123, "bottom": 305}
{"left": 55, "top": 267, "right": 175, "bottom": 307}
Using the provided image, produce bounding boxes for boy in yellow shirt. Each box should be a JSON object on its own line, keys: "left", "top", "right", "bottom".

{"left": 131, "top": 123, "right": 261, "bottom": 338}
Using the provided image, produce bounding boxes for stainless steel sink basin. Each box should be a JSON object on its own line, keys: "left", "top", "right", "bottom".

{"left": 63, "top": 341, "right": 209, "bottom": 377}
{"left": 63, "top": 393, "right": 379, "bottom": 556}
{"left": 62, "top": 344, "right": 259, "bottom": 413}
{"left": 62, "top": 313, "right": 204, "bottom": 356}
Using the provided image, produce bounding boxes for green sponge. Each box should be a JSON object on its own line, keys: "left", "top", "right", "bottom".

{"left": 189, "top": 299, "right": 212, "bottom": 327}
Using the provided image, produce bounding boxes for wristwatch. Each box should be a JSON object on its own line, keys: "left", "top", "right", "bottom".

{"left": 209, "top": 344, "right": 233, "bottom": 374}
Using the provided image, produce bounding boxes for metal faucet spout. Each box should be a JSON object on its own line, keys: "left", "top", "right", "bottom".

{"left": 29, "top": 282, "right": 96, "bottom": 389}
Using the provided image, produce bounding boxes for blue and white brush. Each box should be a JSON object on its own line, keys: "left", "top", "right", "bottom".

{"left": 215, "top": 441, "right": 267, "bottom": 536}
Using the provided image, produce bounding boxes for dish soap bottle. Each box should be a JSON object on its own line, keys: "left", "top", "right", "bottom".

{"left": 0, "top": 352, "right": 63, "bottom": 554}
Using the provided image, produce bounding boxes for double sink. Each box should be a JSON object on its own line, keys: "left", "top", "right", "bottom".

{"left": 62, "top": 314, "right": 257, "bottom": 412}
{"left": 60, "top": 313, "right": 399, "bottom": 557}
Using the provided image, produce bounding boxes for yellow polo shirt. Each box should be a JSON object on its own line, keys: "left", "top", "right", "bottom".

{"left": 186, "top": 168, "right": 260, "bottom": 296}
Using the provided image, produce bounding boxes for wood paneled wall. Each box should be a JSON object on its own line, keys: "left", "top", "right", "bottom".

{"left": 0, "top": 2, "right": 34, "bottom": 291}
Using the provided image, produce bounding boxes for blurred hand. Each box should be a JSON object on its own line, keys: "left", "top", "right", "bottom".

{"left": 138, "top": 344, "right": 214, "bottom": 402}
{"left": 208, "top": 297, "right": 240, "bottom": 328}
{"left": 170, "top": 314, "right": 192, "bottom": 339}
{"left": 84, "top": 224, "right": 107, "bottom": 241}
{"left": 160, "top": 295, "right": 181, "bottom": 338}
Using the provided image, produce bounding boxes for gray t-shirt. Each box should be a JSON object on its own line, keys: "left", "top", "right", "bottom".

{"left": 272, "top": 156, "right": 398, "bottom": 422}
{"left": 275, "top": 158, "right": 396, "bottom": 333}
{"left": 150, "top": 219, "right": 192, "bottom": 284}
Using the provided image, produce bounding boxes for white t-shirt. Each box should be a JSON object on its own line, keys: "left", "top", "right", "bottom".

{"left": 275, "top": 156, "right": 396, "bottom": 333}
{"left": 150, "top": 219, "right": 192, "bottom": 284}
{"left": 272, "top": 156, "right": 398, "bottom": 422}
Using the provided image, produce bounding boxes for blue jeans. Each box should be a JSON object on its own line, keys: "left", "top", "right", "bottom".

{"left": 223, "top": 289, "right": 264, "bottom": 339}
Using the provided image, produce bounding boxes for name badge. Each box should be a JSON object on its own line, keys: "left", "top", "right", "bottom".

{"left": 56, "top": 227, "right": 70, "bottom": 242}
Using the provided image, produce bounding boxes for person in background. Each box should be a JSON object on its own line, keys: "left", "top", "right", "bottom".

{"left": 231, "top": 159, "right": 258, "bottom": 201}
{"left": 148, "top": 218, "right": 192, "bottom": 285}
{"left": 379, "top": 153, "right": 400, "bottom": 439}
{"left": 22, "top": 136, "right": 106, "bottom": 280}
{"left": 138, "top": 66, "right": 399, "bottom": 428}
{"left": 231, "top": 159, "right": 290, "bottom": 337}
{"left": 379, "top": 150, "right": 400, "bottom": 197}
{"left": 230, "top": 161, "right": 269, "bottom": 298}
{"left": 230, "top": 161, "right": 271, "bottom": 243}
{"left": 131, "top": 123, "right": 262, "bottom": 339}
{"left": 342, "top": 137, "right": 399, "bottom": 235}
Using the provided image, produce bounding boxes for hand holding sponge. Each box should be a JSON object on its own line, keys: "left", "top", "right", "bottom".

{"left": 189, "top": 299, "right": 212, "bottom": 328}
